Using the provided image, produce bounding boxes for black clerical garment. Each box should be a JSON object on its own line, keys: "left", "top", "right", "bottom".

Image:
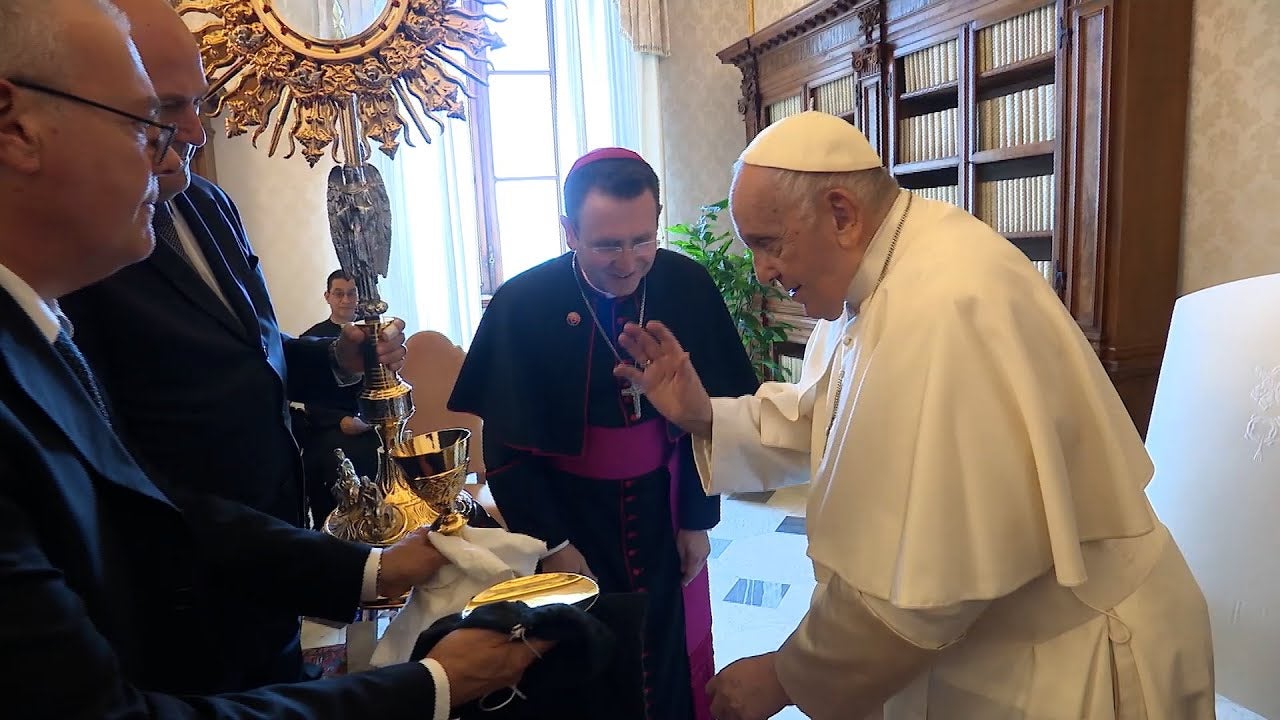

{"left": 299, "top": 318, "right": 380, "bottom": 526}
{"left": 449, "top": 250, "right": 759, "bottom": 720}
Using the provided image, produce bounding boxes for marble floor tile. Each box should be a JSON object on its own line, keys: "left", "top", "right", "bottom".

{"left": 709, "top": 536, "right": 732, "bottom": 559}
{"left": 711, "top": 601, "right": 803, "bottom": 658}
{"left": 766, "top": 485, "right": 810, "bottom": 516}
{"left": 712, "top": 532, "right": 815, "bottom": 586}
{"left": 1216, "top": 696, "right": 1267, "bottom": 719}
{"left": 729, "top": 490, "right": 777, "bottom": 504}
{"left": 712, "top": 497, "right": 799, "bottom": 540}
{"left": 775, "top": 515, "right": 806, "bottom": 534}
{"left": 723, "top": 578, "right": 791, "bottom": 608}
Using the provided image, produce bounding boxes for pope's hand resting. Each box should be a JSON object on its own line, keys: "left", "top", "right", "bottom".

{"left": 614, "top": 321, "right": 714, "bottom": 437}
{"left": 707, "top": 653, "right": 791, "bottom": 720}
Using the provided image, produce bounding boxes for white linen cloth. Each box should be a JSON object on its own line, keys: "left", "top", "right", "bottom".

{"left": 369, "top": 526, "right": 548, "bottom": 667}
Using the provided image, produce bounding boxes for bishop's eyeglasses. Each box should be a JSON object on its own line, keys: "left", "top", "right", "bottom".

{"left": 584, "top": 238, "right": 660, "bottom": 257}
{"left": 7, "top": 79, "right": 177, "bottom": 163}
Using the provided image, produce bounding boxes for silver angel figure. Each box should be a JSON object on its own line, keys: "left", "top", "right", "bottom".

{"left": 327, "top": 162, "right": 393, "bottom": 319}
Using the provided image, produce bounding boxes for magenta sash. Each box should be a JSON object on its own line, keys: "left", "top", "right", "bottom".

{"left": 547, "top": 420, "right": 668, "bottom": 479}
{"left": 548, "top": 420, "right": 715, "bottom": 720}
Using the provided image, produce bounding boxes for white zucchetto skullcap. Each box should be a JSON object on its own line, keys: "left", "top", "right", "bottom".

{"left": 738, "top": 110, "right": 883, "bottom": 172}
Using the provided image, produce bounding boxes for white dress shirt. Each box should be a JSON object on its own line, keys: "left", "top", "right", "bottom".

{"left": 0, "top": 261, "right": 449, "bottom": 720}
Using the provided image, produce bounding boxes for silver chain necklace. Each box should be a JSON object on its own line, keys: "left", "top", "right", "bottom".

{"left": 825, "top": 193, "right": 913, "bottom": 443}
{"left": 572, "top": 253, "right": 648, "bottom": 418}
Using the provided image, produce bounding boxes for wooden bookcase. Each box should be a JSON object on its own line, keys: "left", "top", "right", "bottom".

{"left": 719, "top": 0, "right": 1193, "bottom": 435}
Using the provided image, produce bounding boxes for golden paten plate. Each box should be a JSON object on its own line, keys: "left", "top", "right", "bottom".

{"left": 463, "top": 573, "right": 600, "bottom": 618}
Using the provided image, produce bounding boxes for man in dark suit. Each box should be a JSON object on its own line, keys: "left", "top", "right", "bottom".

{"left": 58, "top": 0, "right": 400, "bottom": 689}
{"left": 0, "top": 1, "right": 545, "bottom": 716}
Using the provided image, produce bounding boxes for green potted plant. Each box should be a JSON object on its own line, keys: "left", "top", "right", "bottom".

{"left": 667, "top": 199, "right": 793, "bottom": 382}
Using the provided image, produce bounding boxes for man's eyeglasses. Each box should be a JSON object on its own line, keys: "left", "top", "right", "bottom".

{"left": 586, "top": 239, "right": 660, "bottom": 257}
{"left": 8, "top": 79, "right": 177, "bottom": 163}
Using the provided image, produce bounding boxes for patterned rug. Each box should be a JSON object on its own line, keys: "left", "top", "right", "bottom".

{"left": 302, "top": 644, "right": 347, "bottom": 677}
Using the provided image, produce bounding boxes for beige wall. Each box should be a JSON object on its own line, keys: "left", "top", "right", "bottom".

{"left": 657, "top": 1, "right": 750, "bottom": 228}
{"left": 1179, "top": 0, "right": 1280, "bottom": 294}
{"left": 755, "top": 0, "right": 810, "bottom": 28}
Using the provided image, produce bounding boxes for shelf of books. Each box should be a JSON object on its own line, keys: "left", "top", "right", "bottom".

{"left": 891, "top": 3, "right": 1059, "bottom": 290}
{"left": 812, "top": 73, "right": 860, "bottom": 121}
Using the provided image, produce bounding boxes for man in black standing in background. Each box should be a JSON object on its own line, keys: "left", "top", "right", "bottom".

{"left": 299, "top": 269, "right": 381, "bottom": 528}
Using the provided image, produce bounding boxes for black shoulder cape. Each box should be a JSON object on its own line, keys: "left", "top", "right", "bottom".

{"left": 449, "top": 250, "right": 759, "bottom": 456}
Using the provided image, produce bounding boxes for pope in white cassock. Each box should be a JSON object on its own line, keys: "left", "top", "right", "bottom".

{"left": 614, "top": 111, "right": 1216, "bottom": 720}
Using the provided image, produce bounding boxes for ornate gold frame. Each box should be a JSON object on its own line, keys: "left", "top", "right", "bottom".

{"left": 176, "top": 0, "right": 503, "bottom": 167}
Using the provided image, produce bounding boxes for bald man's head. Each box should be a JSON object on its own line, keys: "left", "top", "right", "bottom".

{"left": 113, "top": 0, "right": 208, "bottom": 200}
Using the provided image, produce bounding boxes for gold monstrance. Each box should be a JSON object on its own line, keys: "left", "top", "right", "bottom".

{"left": 179, "top": 0, "right": 504, "bottom": 546}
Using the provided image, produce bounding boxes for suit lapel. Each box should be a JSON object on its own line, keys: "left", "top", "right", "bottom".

{"left": 163, "top": 192, "right": 261, "bottom": 344}
{"left": 146, "top": 232, "right": 246, "bottom": 339}
{"left": 0, "top": 299, "right": 175, "bottom": 509}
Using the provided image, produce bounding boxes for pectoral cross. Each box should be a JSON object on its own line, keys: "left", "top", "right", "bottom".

{"left": 622, "top": 382, "right": 643, "bottom": 419}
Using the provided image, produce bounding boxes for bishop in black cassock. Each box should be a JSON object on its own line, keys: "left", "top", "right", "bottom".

{"left": 449, "top": 149, "right": 758, "bottom": 720}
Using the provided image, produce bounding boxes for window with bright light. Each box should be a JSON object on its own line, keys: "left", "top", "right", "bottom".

{"left": 470, "top": 0, "right": 563, "bottom": 295}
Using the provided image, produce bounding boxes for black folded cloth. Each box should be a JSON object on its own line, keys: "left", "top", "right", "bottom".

{"left": 410, "top": 593, "right": 649, "bottom": 720}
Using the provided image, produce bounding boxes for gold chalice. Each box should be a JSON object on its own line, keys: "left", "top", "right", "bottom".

{"left": 388, "top": 429, "right": 473, "bottom": 535}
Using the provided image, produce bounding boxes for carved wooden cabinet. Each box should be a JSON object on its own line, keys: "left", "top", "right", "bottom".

{"left": 720, "top": 0, "right": 1193, "bottom": 435}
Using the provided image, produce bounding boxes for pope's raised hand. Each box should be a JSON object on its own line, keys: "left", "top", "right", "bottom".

{"left": 614, "top": 321, "right": 713, "bottom": 437}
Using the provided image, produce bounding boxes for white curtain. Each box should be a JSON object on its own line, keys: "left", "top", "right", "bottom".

{"left": 615, "top": 0, "right": 670, "bottom": 57}
{"left": 372, "top": 125, "right": 483, "bottom": 346}
{"left": 553, "top": 0, "right": 667, "bottom": 226}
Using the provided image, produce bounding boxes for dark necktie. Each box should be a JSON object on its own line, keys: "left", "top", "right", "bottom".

{"left": 52, "top": 328, "right": 112, "bottom": 425}
{"left": 153, "top": 203, "right": 192, "bottom": 266}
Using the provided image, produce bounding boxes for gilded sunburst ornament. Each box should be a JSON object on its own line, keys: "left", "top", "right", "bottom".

{"left": 175, "top": 0, "right": 504, "bottom": 166}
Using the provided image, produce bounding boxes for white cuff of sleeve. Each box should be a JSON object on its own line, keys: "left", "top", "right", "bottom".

{"left": 420, "top": 658, "right": 451, "bottom": 720}
{"left": 545, "top": 540, "right": 570, "bottom": 556}
{"left": 361, "top": 548, "right": 382, "bottom": 602}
